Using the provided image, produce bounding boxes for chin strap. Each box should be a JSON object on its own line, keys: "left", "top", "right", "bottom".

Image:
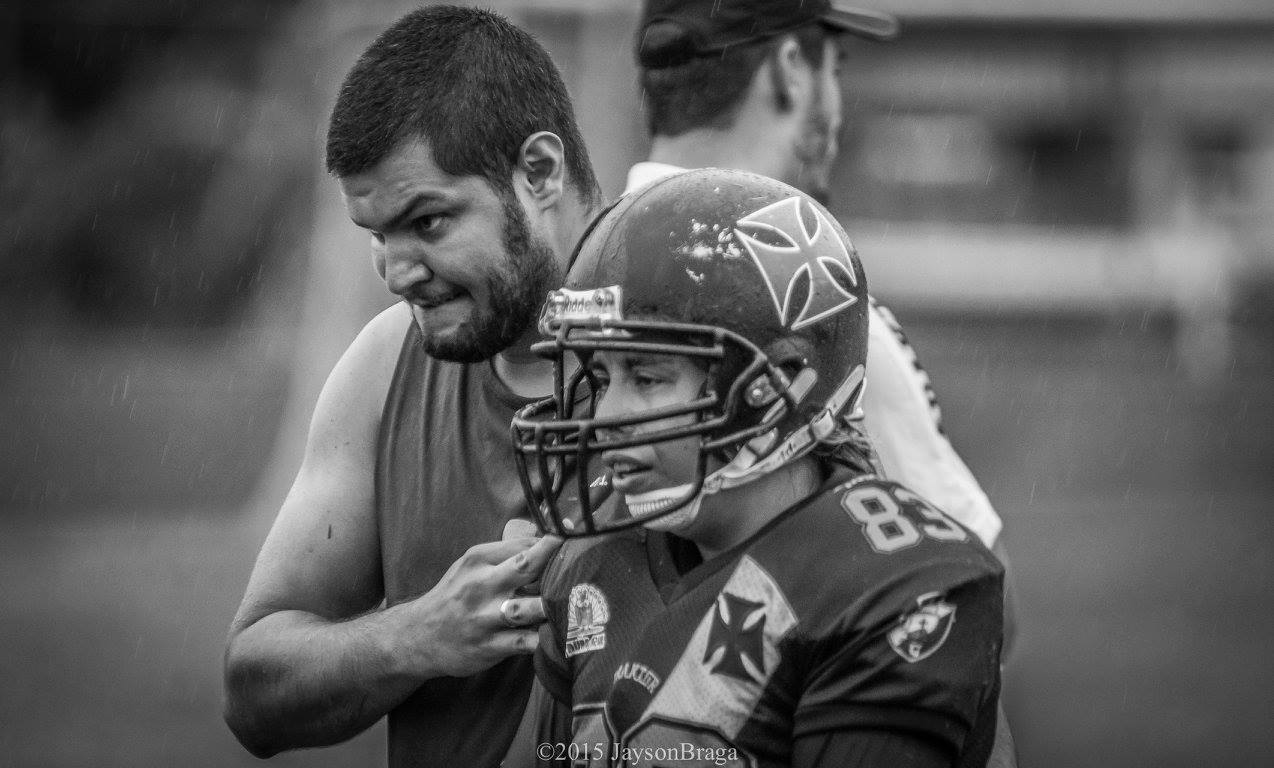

{"left": 702, "top": 364, "right": 865, "bottom": 494}
{"left": 624, "top": 483, "right": 703, "bottom": 532}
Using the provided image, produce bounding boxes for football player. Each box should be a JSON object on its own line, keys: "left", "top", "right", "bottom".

{"left": 630, "top": 0, "right": 1007, "bottom": 558}
{"left": 513, "top": 169, "right": 1005, "bottom": 767}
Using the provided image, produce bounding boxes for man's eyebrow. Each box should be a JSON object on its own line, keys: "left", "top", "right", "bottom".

{"left": 352, "top": 191, "right": 448, "bottom": 230}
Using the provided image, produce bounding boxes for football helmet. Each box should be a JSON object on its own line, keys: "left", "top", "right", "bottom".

{"left": 511, "top": 168, "right": 869, "bottom": 536}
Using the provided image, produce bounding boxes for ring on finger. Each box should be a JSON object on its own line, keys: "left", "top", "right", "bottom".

{"left": 499, "top": 598, "right": 519, "bottom": 628}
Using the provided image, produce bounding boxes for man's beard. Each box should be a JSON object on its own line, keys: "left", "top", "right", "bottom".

{"left": 793, "top": 88, "right": 837, "bottom": 206}
{"left": 419, "top": 192, "right": 561, "bottom": 363}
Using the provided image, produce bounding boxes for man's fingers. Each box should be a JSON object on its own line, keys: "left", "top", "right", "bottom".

{"left": 503, "top": 517, "right": 540, "bottom": 541}
{"left": 512, "top": 579, "right": 541, "bottom": 598}
{"left": 495, "top": 596, "right": 547, "bottom": 628}
{"left": 460, "top": 536, "right": 542, "bottom": 567}
{"left": 493, "top": 534, "right": 562, "bottom": 588}
{"left": 487, "top": 629, "right": 540, "bottom": 656}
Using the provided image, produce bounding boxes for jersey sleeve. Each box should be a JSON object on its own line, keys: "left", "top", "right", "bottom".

{"left": 861, "top": 300, "right": 1002, "bottom": 548}
{"left": 793, "top": 561, "right": 1003, "bottom": 756}
{"left": 792, "top": 727, "right": 952, "bottom": 768}
{"left": 534, "top": 550, "right": 574, "bottom": 705}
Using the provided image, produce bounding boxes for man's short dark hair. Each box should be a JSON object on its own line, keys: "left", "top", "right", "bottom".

{"left": 326, "top": 5, "right": 601, "bottom": 204}
{"left": 641, "top": 23, "right": 828, "bottom": 138}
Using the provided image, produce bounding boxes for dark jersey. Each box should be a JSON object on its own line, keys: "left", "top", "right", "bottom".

{"left": 377, "top": 321, "right": 538, "bottom": 768}
{"left": 537, "top": 473, "right": 1004, "bottom": 768}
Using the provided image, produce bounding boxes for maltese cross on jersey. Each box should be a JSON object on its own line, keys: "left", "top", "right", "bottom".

{"left": 703, "top": 592, "right": 768, "bottom": 685}
{"left": 734, "top": 196, "right": 859, "bottom": 331}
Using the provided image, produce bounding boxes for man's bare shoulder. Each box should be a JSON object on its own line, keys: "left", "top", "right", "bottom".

{"left": 345, "top": 302, "right": 414, "bottom": 384}
{"left": 315, "top": 302, "right": 413, "bottom": 432}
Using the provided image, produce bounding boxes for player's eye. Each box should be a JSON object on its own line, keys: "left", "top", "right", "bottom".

{"left": 631, "top": 370, "right": 665, "bottom": 388}
{"left": 369, "top": 231, "right": 385, "bottom": 245}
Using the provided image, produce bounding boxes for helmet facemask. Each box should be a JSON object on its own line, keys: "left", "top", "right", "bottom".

{"left": 511, "top": 287, "right": 806, "bottom": 537}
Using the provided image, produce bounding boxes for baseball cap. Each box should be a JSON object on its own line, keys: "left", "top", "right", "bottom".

{"left": 638, "top": 0, "right": 900, "bottom": 69}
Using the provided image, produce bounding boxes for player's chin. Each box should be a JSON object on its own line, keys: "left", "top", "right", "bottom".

{"left": 639, "top": 503, "right": 697, "bottom": 533}
{"left": 607, "top": 466, "right": 645, "bottom": 495}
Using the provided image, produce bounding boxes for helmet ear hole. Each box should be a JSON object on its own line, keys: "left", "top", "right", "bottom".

{"left": 765, "top": 336, "right": 813, "bottom": 372}
{"left": 759, "top": 336, "right": 815, "bottom": 407}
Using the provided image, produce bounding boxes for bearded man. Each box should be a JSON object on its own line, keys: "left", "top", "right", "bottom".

{"left": 223, "top": 7, "right": 603, "bottom": 767}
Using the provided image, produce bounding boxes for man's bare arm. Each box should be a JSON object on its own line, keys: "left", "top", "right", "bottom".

{"left": 222, "top": 304, "right": 558, "bottom": 756}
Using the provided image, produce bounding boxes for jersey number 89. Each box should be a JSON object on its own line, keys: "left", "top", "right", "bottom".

{"left": 840, "top": 482, "right": 967, "bottom": 554}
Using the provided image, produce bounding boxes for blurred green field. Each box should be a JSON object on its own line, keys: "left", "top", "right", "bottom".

{"left": 1, "top": 312, "right": 1272, "bottom": 767}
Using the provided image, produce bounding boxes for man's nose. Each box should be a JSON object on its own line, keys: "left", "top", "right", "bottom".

{"left": 381, "top": 238, "right": 433, "bottom": 296}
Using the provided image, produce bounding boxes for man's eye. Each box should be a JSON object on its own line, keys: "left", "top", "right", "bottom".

{"left": 413, "top": 214, "right": 447, "bottom": 237}
{"left": 369, "top": 231, "right": 385, "bottom": 245}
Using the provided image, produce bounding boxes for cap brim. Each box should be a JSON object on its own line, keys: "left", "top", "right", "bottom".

{"left": 822, "top": 3, "right": 901, "bottom": 42}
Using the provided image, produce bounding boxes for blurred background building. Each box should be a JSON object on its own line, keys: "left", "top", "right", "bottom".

{"left": 2, "top": 1, "right": 1272, "bottom": 766}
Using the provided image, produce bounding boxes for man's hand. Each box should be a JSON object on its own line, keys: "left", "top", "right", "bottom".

{"left": 224, "top": 306, "right": 560, "bottom": 755}
{"left": 225, "top": 533, "right": 562, "bottom": 757}
{"left": 504, "top": 517, "right": 546, "bottom": 597}
{"left": 400, "top": 534, "right": 561, "bottom": 678}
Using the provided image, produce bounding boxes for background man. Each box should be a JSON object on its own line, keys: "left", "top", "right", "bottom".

{"left": 631, "top": 0, "right": 1007, "bottom": 560}
{"left": 222, "top": 7, "right": 603, "bottom": 767}
{"left": 626, "top": 5, "right": 1018, "bottom": 762}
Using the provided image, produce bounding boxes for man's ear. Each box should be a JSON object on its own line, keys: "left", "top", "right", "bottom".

{"left": 766, "top": 36, "right": 808, "bottom": 114}
{"left": 515, "top": 131, "right": 566, "bottom": 209}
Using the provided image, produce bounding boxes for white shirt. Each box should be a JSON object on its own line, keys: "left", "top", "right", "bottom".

{"left": 623, "top": 162, "right": 1003, "bottom": 547}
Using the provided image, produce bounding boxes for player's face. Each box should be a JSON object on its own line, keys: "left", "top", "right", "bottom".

{"left": 588, "top": 349, "right": 708, "bottom": 498}
{"left": 341, "top": 138, "right": 561, "bottom": 363}
{"left": 792, "top": 38, "right": 845, "bottom": 205}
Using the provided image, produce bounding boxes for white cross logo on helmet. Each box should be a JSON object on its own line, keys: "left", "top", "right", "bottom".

{"left": 733, "top": 197, "right": 860, "bottom": 330}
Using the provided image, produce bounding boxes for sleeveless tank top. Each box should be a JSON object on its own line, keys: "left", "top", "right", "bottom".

{"left": 376, "top": 322, "right": 537, "bottom": 768}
